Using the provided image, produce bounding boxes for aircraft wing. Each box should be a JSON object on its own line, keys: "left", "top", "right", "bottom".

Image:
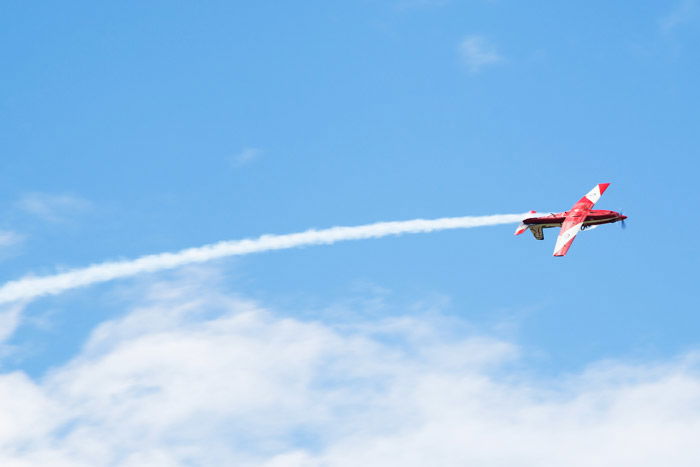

{"left": 553, "top": 183, "right": 610, "bottom": 256}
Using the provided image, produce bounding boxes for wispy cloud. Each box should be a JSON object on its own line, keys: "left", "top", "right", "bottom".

{"left": 460, "top": 35, "right": 503, "bottom": 73}
{"left": 17, "top": 193, "right": 91, "bottom": 222}
{"left": 0, "top": 213, "right": 527, "bottom": 305}
{"left": 660, "top": 0, "right": 698, "bottom": 33}
{"left": 0, "top": 303, "right": 25, "bottom": 343}
{"left": 0, "top": 231, "right": 23, "bottom": 249}
{"left": 0, "top": 275, "right": 698, "bottom": 465}
{"left": 230, "top": 147, "right": 263, "bottom": 168}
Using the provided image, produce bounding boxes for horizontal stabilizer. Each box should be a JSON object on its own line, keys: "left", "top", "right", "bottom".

{"left": 514, "top": 211, "right": 537, "bottom": 236}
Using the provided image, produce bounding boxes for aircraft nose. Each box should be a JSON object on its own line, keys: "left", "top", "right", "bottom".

{"left": 620, "top": 214, "right": 627, "bottom": 220}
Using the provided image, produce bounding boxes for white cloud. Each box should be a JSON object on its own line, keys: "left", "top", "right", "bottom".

{"left": 0, "top": 274, "right": 699, "bottom": 465}
{"left": 460, "top": 35, "right": 503, "bottom": 73}
{"left": 660, "top": 0, "right": 698, "bottom": 33}
{"left": 230, "top": 147, "right": 263, "bottom": 168}
{"left": 17, "top": 193, "right": 91, "bottom": 223}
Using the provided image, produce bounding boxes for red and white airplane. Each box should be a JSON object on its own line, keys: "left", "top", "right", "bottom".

{"left": 514, "top": 183, "right": 626, "bottom": 257}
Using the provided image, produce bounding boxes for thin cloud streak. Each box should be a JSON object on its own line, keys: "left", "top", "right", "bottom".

{"left": 0, "top": 213, "right": 527, "bottom": 305}
{"left": 460, "top": 35, "right": 502, "bottom": 73}
{"left": 0, "top": 231, "right": 23, "bottom": 248}
{"left": 660, "top": 0, "right": 698, "bottom": 32}
{"left": 230, "top": 147, "right": 262, "bottom": 167}
{"left": 17, "top": 193, "right": 91, "bottom": 222}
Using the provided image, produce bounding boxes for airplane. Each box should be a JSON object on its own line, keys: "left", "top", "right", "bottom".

{"left": 514, "top": 183, "right": 626, "bottom": 257}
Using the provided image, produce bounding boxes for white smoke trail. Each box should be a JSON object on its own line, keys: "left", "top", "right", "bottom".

{"left": 0, "top": 213, "right": 527, "bottom": 305}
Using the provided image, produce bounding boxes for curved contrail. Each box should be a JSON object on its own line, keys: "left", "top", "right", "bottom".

{"left": 0, "top": 213, "right": 527, "bottom": 305}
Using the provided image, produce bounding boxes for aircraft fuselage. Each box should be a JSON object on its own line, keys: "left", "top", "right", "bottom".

{"left": 523, "top": 210, "right": 626, "bottom": 229}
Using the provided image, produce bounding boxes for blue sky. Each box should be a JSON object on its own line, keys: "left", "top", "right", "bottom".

{"left": 1, "top": 1, "right": 700, "bottom": 465}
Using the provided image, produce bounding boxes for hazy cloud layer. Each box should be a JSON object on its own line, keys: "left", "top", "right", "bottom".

{"left": 0, "top": 274, "right": 699, "bottom": 466}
